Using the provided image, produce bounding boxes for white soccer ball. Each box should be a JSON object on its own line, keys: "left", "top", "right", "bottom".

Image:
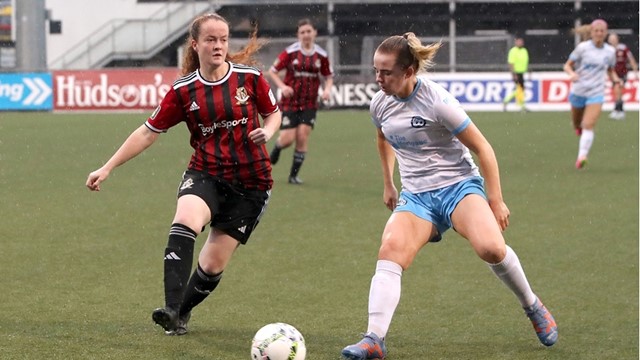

{"left": 250, "top": 322, "right": 306, "bottom": 360}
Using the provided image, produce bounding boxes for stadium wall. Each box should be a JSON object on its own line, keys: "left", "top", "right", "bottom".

{"left": 1, "top": 69, "right": 637, "bottom": 112}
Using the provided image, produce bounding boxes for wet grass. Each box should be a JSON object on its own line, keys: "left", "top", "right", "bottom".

{"left": 0, "top": 110, "right": 637, "bottom": 359}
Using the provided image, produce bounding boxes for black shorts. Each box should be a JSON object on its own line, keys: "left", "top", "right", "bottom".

{"left": 280, "top": 109, "right": 317, "bottom": 130}
{"left": 514, "top": 73, "right": 525, "bottom": 87}
{"left": 177, "top": 170, "right": 270, "bottom": 244}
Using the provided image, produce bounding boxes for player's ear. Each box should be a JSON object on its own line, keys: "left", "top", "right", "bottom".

{"left": 404, "top": 66, "right": 415, "bottom": 79}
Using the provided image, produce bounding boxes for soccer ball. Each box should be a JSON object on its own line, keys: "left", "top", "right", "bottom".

{"left": 250, "top": 322, "right": 306, "bottom": 360}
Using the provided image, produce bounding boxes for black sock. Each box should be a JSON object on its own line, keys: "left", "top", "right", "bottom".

{"left": 179, "top": 264, "right": 223, "bottom": 316}
{"left": 163, "top": 223, "right": 196, "bottom": 310}
{"left": 290, "top": 151, "right": 306, "bottom": 178}
{"left": 270, "top": 143, "right": 282, "bottom": 165}
{"left": 615, "top": 100, "right": 623, "bottom": 111}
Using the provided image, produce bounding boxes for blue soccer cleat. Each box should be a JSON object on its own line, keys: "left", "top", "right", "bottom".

{"left": 524, "top": 297, "right": 558, "bottom": 346}
{"left": 342, "top": 332, "right": 387, "bottom": 360}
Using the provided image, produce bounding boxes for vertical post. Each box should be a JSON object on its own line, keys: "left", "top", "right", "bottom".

{"left": 574, "top": 0, "right": 582, "bottom": 46}
{"left": 15, "top": 0, "right": 47, "bottom": 71}
{"left": 327, "top": 1, "right": 335, "bottom": 72}
{"left": 449, "top": 0, "right": 456, "bottom": 72}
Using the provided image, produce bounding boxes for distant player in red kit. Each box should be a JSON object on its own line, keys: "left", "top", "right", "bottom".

{"left": 268, "top": 18, "right": 334, "bottom": 184}
{"left": 607, "top": 33, "right": 638, "bottom": 120}
{"left": 86, "top": 13, "right": 281, "bottom": 335}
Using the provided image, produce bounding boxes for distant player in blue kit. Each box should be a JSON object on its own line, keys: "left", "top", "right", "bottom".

{"left": 563, "top": 19, "right": 621, "bottom": 169}
{"left": 341, "top": 32, "right": 558, "bottom": 360}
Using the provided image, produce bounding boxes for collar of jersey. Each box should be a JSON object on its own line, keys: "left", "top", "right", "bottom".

{"left": 393, "top": 77, "right": 422, "bottom": 103}
{"left": 197, "top": 62, "right": 233, "bottom": 85}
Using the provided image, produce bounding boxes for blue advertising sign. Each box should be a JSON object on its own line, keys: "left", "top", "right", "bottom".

{"left": 0, "top": 73, "right": 53, "bottom": 110}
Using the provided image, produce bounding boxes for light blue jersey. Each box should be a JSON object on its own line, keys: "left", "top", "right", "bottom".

{"left": 370, "top": 76, "right": 480, "bottom": 193}
{"left": 568, "top": 40, "right": 616, "bottom": 98}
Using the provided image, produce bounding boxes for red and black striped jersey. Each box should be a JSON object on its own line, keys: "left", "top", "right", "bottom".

{"left": 614, "top": 43, "right": 632, "bottom": 77}
{"left": 270, "top": 42, "right": 333, "bottom": 111}
{"left": 145, "top": 62, "right": 279, "bottom": 190}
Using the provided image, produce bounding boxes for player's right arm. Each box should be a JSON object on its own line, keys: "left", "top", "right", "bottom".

{"left": 86, "top": 125, "right": 159, "bottom": 191}
{"left": 376, "top": 128, "right": 397, "bottom": 211}
{"left": 269, "top": 52, "right": 294, "bottom": 98}
{"left": 563, "top": 59, "right": 579, "bottom": 82}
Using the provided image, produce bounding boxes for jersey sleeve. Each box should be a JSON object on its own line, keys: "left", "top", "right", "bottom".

{"left": 320, "top": 55, "right": 334, "bottom": 77}
{"left": 255, "top": 73, "right": 279, "bottom": 116}
{"left": 145, "top": 88, "right": 184, "bottom": 133}
{"left": 369, "top": 91, "right": 385, "bottom": 128}
{"left": 434, "top": 89, "right": 471, "bottom": 135}
{"left": 568, "top": 42, "right": 584, "bottom": 62}
{"left": 270, "top": 50, "right": 289, "bottom": 73}
{"left": 507, "top": 48, "right": 517, "bottom": 65}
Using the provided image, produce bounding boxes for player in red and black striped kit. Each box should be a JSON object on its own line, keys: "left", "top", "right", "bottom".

{"left": 86, "top": 13, "right": 281, "bottom": 335}
{"left": 269, "top": 18, "right": 334, "bottom": 184}
{"left": 608, "top": 33, "right": 638, "bottom": 120}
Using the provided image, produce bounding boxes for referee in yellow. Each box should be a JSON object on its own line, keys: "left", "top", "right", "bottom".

{"left": 503, "top": 37, "right": 530, "bottom": 112}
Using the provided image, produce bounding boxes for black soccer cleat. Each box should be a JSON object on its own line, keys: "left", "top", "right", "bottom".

{"left": 166, "top": 312, "right": 191, "bottom": 336}
{"left": 288, "top": 176, "right": 303, "bottom": 185}
{"left": 152, "top": 307, "right": 178, "bottom": 333}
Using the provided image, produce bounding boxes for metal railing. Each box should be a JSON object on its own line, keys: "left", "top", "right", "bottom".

{"left": 48, "top": 1, "right": 215, "bottom": 69}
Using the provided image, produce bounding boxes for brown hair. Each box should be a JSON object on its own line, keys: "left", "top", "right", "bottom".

{"left": 297, "top": 18, "right": 315, "bottom": 30}
{"left": 376, "top": 32, "right": 442, "bottom": 73}
{"left": 180, "top": 13, "right": 264, "bottom": 76}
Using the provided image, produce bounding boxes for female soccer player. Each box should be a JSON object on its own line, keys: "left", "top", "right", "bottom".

{"left": 341, "top": 33, "right": 558, "bottom": 360}
{"left": 563, "top": 19, "right": 621, "bottom": 169}
{"left": 268, "top": 18, "right": 334, "bottom": 184}
{"left": 86, "top": 13, "right": 281, "bottom": 335}
{"left": 607, "top": 32, "right": 638, "bottom": 120}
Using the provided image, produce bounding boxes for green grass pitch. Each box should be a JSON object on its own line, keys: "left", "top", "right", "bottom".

{"left": 0, "top": 110, "right": 637, "bottom": 359}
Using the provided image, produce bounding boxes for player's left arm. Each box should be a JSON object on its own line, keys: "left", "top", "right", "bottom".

{"left": 607, "top": 67, "right": 622, "bottom": 85}
{"left": 456, "top": 123, "right": 510, "bottom": 231}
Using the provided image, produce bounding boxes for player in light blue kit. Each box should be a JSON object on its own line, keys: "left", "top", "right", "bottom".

{"left": 563, "top": 19, "right": 621, "bottom": 169}
{"left": 341, "top": 33, "right": 558, "bottom": 360}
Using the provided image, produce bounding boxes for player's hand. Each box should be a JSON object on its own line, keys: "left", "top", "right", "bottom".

{"left": 249, "top": 127, "right": 273, "bottom": 145}
{"left": 280, "top": 86, "right": 294, "bottom": 98}
{"left": 568, "top": 73, "right": 579, "bottom": 82}
{"left": 86, "top": 167, "right": 110, "bottom": 191}
{"left": 382, "top": 185, "right": 399, "bottom": 211}
{"left": 321, "top": 88, "right": 331, "bottom": 102}
{"left": 489, "top": 199, "right": 510, "bottom": 231}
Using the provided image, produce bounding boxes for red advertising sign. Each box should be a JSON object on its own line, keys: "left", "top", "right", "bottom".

{"left": 53, "top": 68, "right": 180, "bottom": 111}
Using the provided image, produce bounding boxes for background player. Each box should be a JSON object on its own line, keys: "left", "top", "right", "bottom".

{"left": 607, "top": 32, "right": 638, "bottom": 120}
{"left": 268, "top": 18, "right": 334, "bottom": 184}
{"left": 502, "top": 36, "right": 530, "bottom": 112}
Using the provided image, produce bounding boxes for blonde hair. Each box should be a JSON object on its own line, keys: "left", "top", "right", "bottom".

{"left": 180, "top": 13, "right": 264, "bottom": 76}
{"left": 573, "top": 24, "right": 591, "bottom": 41}
{"left": 376, "top": 32, "right": 442, "bottom": 73}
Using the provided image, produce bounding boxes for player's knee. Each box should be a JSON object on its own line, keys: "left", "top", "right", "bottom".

{"left": 476, "top": 242, "right": 506, "bottom": 264}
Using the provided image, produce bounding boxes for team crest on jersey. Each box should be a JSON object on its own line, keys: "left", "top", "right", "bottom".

{"left": 235, "top": 86, "right": 250, "bottom": 105}
{"left": 315, "top": 59, "right": 321, "bottom": 69}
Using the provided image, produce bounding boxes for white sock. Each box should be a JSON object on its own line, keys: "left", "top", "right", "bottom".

{"left": 367, "top": 260, "right": 403, "bottom": 338}
{"left": 578, "top": 129, "right": 594, "bottom": 158}
{"left": 487, "top": 245, "right": 537, "bottom": 308}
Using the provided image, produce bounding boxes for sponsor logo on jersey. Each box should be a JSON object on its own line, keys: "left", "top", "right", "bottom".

{"left": 411, "top": 116, "right": 427, "bottom": 128}
{"left": 198, "top": 117, "right": 249, "bottom": 135}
